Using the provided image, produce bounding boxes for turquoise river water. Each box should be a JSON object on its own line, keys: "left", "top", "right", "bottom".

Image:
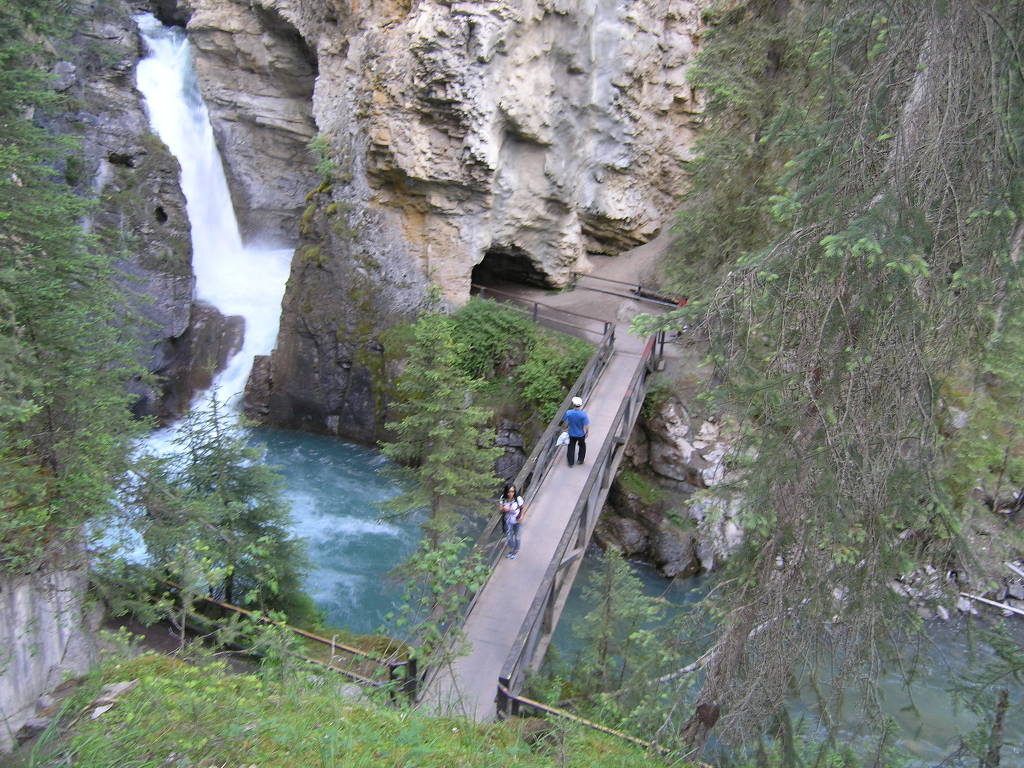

{"left": 251, "top": 428, "right": 420, "bottom": 635}
{"left": 258, "top": 428, "right": 1021, "bottom": 764}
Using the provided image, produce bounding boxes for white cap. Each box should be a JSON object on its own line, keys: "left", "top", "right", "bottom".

{"left": 571, "top": 396, "right": 583, "bottom": 407}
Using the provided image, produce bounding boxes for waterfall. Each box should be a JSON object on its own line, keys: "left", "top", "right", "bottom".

{"left": 134, "top": 13, "right": 292, "bottom": 413}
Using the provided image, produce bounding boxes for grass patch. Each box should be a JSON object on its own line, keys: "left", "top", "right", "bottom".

{"left": 617, "top": 469, "right": 667, "bottom": 507}
{"left": 13, "top": 652, "right": 683, "bottom": 768}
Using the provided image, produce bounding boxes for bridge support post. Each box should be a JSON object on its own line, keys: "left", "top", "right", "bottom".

{"left": 404, "top": 658, "right": 418, "bottom": 702}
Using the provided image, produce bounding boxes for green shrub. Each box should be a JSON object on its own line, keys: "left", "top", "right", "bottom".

{"left": 516, "top": 333, "right": 593, "bottom": 423}
{"left": 450, "top": 298, "right": 537, "bottom": 379}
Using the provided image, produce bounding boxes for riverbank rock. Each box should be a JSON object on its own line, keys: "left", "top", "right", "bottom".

{"left": 495, "top": 420, "right": 527, "bottom": 482}
{"left": 0, "top": 546, "right": 98, "bottom": 753}
{"left": 611, "top": 391, "right": 742, "bottom": 574}
{"left": 597, "top": 472, "right": 701, "bottom": 578}
{"left": 165, "top": 302, "right": 245, "bottom": 413}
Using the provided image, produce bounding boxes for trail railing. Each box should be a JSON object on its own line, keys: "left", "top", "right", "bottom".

{"left": 471, "top": 283, "right": 612, "bottom": 339}
{"left": 497, "top": 332, "right": 663, "bottom": 714}
{"left": 570, "top": 272, "right": 684, "bottom": 307}
{"left": 160, "top": 579, "right": 418, "bottom": 701}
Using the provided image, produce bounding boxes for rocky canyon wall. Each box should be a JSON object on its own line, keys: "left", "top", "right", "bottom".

{"left": 0, "top": 551, "right": 96, "bottom": 753}
{"left": 172, "top": 0, "right": 705, "bottom": 442}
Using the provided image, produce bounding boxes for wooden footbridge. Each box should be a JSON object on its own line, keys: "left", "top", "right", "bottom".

{"left": 152, "top": 277, "right": 681, "bottom": 752}
{"left": 419, "top": 282, "right": 669, "bottom": 721}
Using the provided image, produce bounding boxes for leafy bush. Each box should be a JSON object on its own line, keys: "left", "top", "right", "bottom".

{"left": 516, "top": 333, "right": 593, "bottom": 423}
{"left": 396, "top": 299, "right": 594, "bottom": 431}
{"left": 449, "top": 298, "right": 537, "bottom": 379}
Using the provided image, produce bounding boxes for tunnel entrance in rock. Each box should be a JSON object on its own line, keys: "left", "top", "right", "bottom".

{"left": 471, "top": 245, "right": 551, "bottom": 290}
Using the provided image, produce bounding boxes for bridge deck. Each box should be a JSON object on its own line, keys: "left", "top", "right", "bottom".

{"left": 422, "top": 329, "right": 649, "bottom": 720}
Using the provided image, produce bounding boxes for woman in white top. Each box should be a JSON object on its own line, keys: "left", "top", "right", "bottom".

{"left": 499, "top": 483, "right": 526, "bottom": 559}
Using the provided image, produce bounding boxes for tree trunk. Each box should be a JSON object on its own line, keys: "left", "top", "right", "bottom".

{"left": 980, "top": 689, "right": 1009, "bottom": 768}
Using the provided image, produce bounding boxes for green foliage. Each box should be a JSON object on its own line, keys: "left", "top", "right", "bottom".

{"left": 379, "top": 312, "right": 502, "bottom": 541}
{"left": 533, "top": 552, "right": 688, "bottom": 746}
{"left": 941, "top": 623, "right": 1020, "bottom": 768}
{"left": 0, "top": 0, "right": 144, "bottom": 574}
{"left": 130, "top": 393, "right": 313, "bottom": 621}
{"left": 11, "top": 652, "right": 679, "bottom": 768}
{"left": 449, "top": 298, "right": 536, "bottom": 379}
{"left": 640, "top": 374, "right": 672, "bottom": 421}
{"left": 942, "top": 300, "right": 1024, "bottom": 517}
{"left": 379, "top": 302, "right": 592, "bottom": 539}
{"left": 447, "top": 298, "right": 592, "bottom": 423}
{"left": 637, "top": 0, "right": 1024, "bottom": 748}
{"left": 307, "top": 132, "right": 338, "bottom": 182}
{"left": 616, "top": 470, "right": 666, "bottom": 507}
{"left": 386, "top": 535, "right": 489, "bottom": 664}
{"left": 516, "top": 333, "right": 594, "bottom": 424}
{"left": 572, "top": 551, "right": 665, "bottom": 693}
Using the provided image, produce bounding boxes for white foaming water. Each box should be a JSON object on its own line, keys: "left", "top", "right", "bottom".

{"left": 134, "top": 14, "right": 292, "bottom": 422}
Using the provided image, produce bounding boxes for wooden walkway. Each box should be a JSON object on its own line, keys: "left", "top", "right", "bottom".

{"left": 421, "top": 327, "right": 652, "bottom": 720}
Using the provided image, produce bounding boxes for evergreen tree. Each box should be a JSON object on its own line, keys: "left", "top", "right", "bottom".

{"left": 135, "top": 394, "right": 311, "bottom": 617}
{"left": 379, "top": 311, "right": 501, "bottom": 544}
{"left": 637, "top": 0, "right": 1024, "bottom": 749}
{"left": 0, "top": 0, "right": 143, "bottom": 573}
{"left": 532, "top": 551, "right": 682, "bottom": 745}
{"left": 573, "top": 551, "right": 664, "bottom": 694}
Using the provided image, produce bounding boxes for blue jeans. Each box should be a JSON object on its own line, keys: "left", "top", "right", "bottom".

{"left": 506, "top": 522, "right": 521, "bottom": 554}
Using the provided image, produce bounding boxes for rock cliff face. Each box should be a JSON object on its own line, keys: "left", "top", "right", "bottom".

{"left": 57, "top": 0, "right": 191, "bottom": 420}
{"left": 0, "top": 549, "right": 96, "bottom": 753}
{"left": 180, "top": 0, "right": 319, "bottom": 244}
{"left": 599, "top": 391, "right": 742, "bottom": 576}
{"left": 173, "top": 0, "right": 705, "bottom": 441}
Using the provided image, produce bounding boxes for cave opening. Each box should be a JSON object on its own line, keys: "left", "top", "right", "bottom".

{"left": 152, "top": 0, "right": 189, "bottom": 28}
{"left": 471, "top": 245, "right": 552, "bottom": 291}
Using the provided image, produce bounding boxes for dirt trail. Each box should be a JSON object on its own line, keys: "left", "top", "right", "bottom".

{"left": 476, "top": 224, "right": 679, "bottom": 324}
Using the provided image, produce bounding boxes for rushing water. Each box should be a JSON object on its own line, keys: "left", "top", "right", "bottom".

{"left": 135, "top": 14, "right": 292, "bottom": 413}
{"left": 251, "top": 429, "right": 420, "bottom": 635}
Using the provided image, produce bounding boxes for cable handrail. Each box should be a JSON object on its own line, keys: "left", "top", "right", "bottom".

{"left": 470, "top": 283, "right": 612, "bottom": 333}
{"left": 570, "top": 272, "right": 684, "bottom": 307}
{"left": 496, "top": 683, "right": 673, "bottom": 757}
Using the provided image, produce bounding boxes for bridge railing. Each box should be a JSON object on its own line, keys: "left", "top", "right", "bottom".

{"left": 415, "top": 323, "right": 617, "bottom": 692}
{"left": 497, "top": 332, "right": 663, "bottom": 714}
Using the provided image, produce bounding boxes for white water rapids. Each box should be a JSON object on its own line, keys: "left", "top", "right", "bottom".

{"left": 135, "top": 13, "right": 291, "bottom": 414}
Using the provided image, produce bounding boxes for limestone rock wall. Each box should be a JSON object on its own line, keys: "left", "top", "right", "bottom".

{"left": 55, "top": 0, "right": 196, "bottom": 421}
{"left": 181, "top": 0, "right": 320, "bottom": 244}
{"left": 0, "top": 556, "right": 95, "bottom": 753}
{"left": 600, "top": 392, "right": 742, "bottom": 576}
{"left": 172, "top": 0, "right": 705, "bottom": 441}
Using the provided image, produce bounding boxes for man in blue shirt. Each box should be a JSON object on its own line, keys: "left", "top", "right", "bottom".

{"left": 562, "top": 396, "right": 590, "bottom": 467}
